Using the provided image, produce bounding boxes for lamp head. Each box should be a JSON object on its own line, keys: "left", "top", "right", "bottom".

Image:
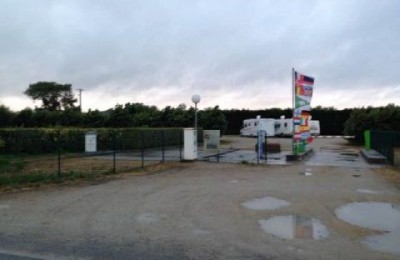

{"left": 191, "top": 94, "right": 201, "bottom": 104}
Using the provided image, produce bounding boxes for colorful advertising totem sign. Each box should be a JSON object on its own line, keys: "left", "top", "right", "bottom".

{"left": 292, "top": 69, "right": 315, "bottom": 154}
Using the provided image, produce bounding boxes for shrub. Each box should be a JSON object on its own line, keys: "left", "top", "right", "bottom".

{"left": 0, "top": 128, "right": 192, "bottom": 155}
{"left": 0, "top": 137, "right": 4, "bottom": 150}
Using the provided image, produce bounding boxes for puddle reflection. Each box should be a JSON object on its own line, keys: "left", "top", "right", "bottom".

{"left": 258, "top": 215, "right": 329, "bottom": 240}
{"left": 242, "top": 196, "right": 290, "bottom": 210}
{"left": 356, "top": 189, "right": 384, "bottom": 194}
{"left": 335, "top": 202, "right": 400, "bottom": 256}
{"left": 335, "top": 202, "right": 400, "bottom": 231}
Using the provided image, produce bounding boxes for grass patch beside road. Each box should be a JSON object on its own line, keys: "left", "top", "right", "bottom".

{"left": 0, "top": 169, "right": 107, "bottom": 189}
{"left": 0, "top": 155, "right": 26, "bottom": 173}
{"left": 0, "top": 160, "right": 180, "bottom": 192}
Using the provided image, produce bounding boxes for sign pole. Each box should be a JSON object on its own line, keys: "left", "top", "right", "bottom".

{"left": 292, "top": 68, "right": 295, "bottom": 155}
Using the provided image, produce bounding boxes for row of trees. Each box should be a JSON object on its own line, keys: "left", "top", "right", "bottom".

{"left": 1, "top": 82, "right": 399, "bottom": 138}
{"left": 344, "top": 104, "right": 400, "bottom": 142}
{"left": 0, "top": 103, "right": 228, "bottom": 132}
{"left": 0, "top": 82, "right": 228, "bottom": 131}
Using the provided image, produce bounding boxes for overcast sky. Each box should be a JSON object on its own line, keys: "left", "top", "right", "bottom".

{"left": 1, "top": 0, "right": 399, "bottom": 111}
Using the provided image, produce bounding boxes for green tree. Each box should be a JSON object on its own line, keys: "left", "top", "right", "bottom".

{"left": 0, "top": 105, "right": 15, "bottom": 127}
{"left": 344, "top": 104, "right": 400, "bottom": 143}
{"left": 14, "top": 108, "right": 35, "bottom": 127}
{"left": 24, "top": 82, "right": 77, "bottom": 111}
{"left": 106, "top": 104, "right": 134, "bottom": 127}
{"left": 32, "top": 110, "right": 59, "bottom": 127}
{"left": 199, "top": 106, "right": 228, "bottom": 134}
{"left": 59, "top": 109, "right": 83, "bottom": 126}
{"left": 83, "top": 109, "right": 107, "bottom": 128}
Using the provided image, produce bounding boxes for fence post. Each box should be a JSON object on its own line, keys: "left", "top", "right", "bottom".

{"left": 113, "top": 132, "right": 116, "bottom": 174}
{"left": 141, "top": 131, "right": 144, "bottom": 168}
{"left": 179, "top": 130, "right": 183, "bottom": 161}
{"left": 364, "top": 130, "right": 371, "bottom": 151}
{"left": 264, "top": 135, "right": 267, "bottom": 162}
{"left": 161, "top": 131, "right": 165, "bottom": 163}
{"left": 57, "top": 129, "right": 61, "bottom": 178}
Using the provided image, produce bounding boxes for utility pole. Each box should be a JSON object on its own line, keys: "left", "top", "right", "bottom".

{"left": 77, "top": 88, "right": 83, "bottom": 112}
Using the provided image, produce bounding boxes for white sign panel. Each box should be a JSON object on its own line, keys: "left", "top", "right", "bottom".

{"left": 85, "top": 131, "right": 97, "bottom": 152}
{"left": 203, "top": 130, "right": 220, "bottom": 151}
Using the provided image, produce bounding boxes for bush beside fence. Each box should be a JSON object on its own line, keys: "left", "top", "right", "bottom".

{"left": 371, "top": 130, "right": 400, "bottom": 165}
{"left": 0, "top": 127, "right": 205, "bottom": 187}
{"left": 0, "top": 128, "right": 197, "bottom": 154}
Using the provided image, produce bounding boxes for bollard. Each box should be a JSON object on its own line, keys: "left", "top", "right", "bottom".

{"left": 112, "top": 132, "right": 116, "bottom": 174}
{"left": 57, "top": 130, "right": 61, "bottom": 178}
{"left": 161, "top": 131, "right": 165, "bottom": 163}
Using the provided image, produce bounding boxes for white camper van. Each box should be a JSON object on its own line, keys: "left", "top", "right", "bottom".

{"left": 240, "top": 116, "right": 275, "bottom": 137}
{"left": 274, "top": 117, "right": 292, "bottom": 136}
{"left": 274, "top": 116, "right": 320, "bottom": 136}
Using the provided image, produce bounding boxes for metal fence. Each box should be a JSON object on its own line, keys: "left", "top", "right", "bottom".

{"left": 0, "top": 128, "right": 188, "bottom": 184}
{"left": 371, "top": 130, "right": 400, "bottom": 165}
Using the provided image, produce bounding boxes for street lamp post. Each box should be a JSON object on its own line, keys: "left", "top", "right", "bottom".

{"left": 191, "top": 94, "right": 201, "bottom": 129}
{"left": 77, "top": 88, "right": 83, "bottom": 112}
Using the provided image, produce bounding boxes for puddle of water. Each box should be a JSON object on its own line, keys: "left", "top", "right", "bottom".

{"left": 135, "top": 213, "right": 160, "bottom": 224}
{"left": 229, "top": 180, "right": 239, "bottom": 183}
{"left": 357, "top": 189, "right": 384, "bottom": 195}
{"left": 362, "top": 231, "right": 400, "bottom": 256}
{"left": 336, "top": 158, "right": 357, "bottom": 162}
{"left": 242, "top": 196, "right": 290, "bottom": 210}
{"left": 335, "top": 202, "right": 400, "bottom": 231}
{"left": 340, "top": 153, "right": 359, "bottom": 157}
{"left": 336, "top": 202, "right": 400, "bottom": 256}
{"left": 258, "top": 215, "right": 329, "bottom": 240}
{"left": 320, "top": 147, "right": 344, "bottom": 151}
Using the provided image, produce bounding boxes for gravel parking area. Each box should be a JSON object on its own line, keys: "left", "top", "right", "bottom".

{"left": 0, "top": 137, "right": 399, "bottom": 259}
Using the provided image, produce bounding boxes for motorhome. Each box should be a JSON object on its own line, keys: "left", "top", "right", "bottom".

{"left": 240, "top": 116, "right": 275, "bottom": 137}
{"left": 274, "top": 116, "right": 320, "bottom": 136}
{"left": 310, "top": 120, "right": 321, "bottom": 136}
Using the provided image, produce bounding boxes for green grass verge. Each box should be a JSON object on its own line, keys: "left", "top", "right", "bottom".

{"left": 0, "top": 169, "right": 116, "bottom": 187}
{"left": 0, "top": 155, "right": 26, "bottom": 173}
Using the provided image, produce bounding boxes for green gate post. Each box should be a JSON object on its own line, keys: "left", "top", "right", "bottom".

{"left": 364, "top": 130, "right": 371, "bottom": 151}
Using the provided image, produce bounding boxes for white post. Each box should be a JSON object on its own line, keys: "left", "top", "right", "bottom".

{"left": 192, "top": 94, "right": 201, "bottom": 129}
{"left": 292, "top": 68, "right": 295, "bottom": 154}
{"left": 183, "top": 128, "right": 197, "bottom": 160}
{"left": 195, "top": 103, "right": 198, "bottom": 129}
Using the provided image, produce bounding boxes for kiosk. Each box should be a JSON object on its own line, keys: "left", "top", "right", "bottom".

{"left": 184, "top": 128, "right": 197, "bottom": 160}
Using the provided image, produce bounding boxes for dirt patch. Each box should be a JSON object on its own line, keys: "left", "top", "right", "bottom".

{"left": 375, "top": 167, "right": 400, "bottom": 189}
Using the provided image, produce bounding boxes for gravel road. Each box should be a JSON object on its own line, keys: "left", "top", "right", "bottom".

{"left": 0, "top": 137, "right": 399, "bottom": 259}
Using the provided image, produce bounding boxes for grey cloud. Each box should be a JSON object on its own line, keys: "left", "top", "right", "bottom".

{"left": 0, "top": 0, "right": 399, "bottom": 109}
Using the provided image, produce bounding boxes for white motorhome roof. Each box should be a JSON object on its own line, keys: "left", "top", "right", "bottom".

{"left": 243, "top": 118, "right": 274, "bottom": 122}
